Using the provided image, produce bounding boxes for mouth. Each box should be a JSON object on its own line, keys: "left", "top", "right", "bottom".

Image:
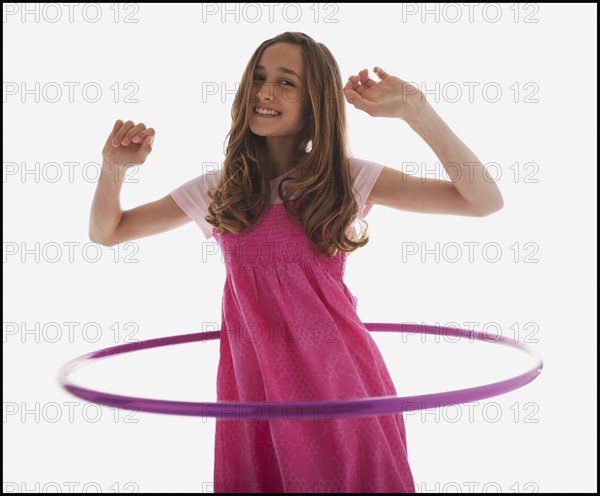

{"left": 253, "top": 106, "right": 282, "bottom": 118}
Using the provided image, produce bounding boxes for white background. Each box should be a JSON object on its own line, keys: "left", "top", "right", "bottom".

{"left": 3, "top": 2, "right": 597, "bottom": 493}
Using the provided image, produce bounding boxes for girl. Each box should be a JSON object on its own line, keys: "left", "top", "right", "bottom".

{"left": 91, "top": 32, "right": 503, "bottom": 493}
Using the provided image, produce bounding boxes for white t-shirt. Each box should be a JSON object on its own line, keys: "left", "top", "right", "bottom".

{"left": 169, "top": 157, "right": 385, "bottom": 239}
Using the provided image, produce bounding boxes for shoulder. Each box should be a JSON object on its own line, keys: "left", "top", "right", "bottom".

{"left": 169, "top": 168, "right": 224, "bottom": 212}
{"left": 347, "top": 156, "right": 386, "bottom": 188}
{"left": 345, "top": 157, "right": 387, "bottom": 219}
{"left": 195, "top": 167, "right": 223, "bottom": 189}
{"left": 173, "top": 167, "right": 222, "bottom": 194}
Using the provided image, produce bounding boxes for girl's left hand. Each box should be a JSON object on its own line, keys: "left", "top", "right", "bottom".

{"left": 344, "top": 67, "right": 431, "bottom": 123}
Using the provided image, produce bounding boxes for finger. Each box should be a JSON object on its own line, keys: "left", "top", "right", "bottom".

{"left": 349, "top": 74, "right": 369, "bottom": 96}
{"left": 111, "top": 119, "right": 123, "bottom": 136}
{"left": 343, "top": 87, "right": 354, "bottom": 103}
{"left": 346, "top": 74, "right": 360, "bottom": 92}
{"left": 143, "top": 134, "right": 154, "bottom": 147}
{"left": 108, "top": 119, "right": 124, "bottom": 147}
{"left": 374, "top": 66, "right": 390, "bottom": 80}
{"left": 359, "top": 69, "right": 376, "bottom": 88}
{"left": 345, "top": 90, "right": 379, "bottom": 115}
{"left": 345, "top": 89, "right": 359, "bottom": 103}
{"left": 132, "top": 128, "right": 155, "bottom": 144}
{"left": 122, "top": 123, "right": 147, "bottom": 145}
{"left": 113, "top": 120, "right": 135, "bottom": 146}
{"left": 343, "top": 78, "right": 358, "bottom": 95}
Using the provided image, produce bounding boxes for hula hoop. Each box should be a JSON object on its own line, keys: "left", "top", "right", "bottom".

{"left": 58, "top": 323, "right": 543, "bottom": 420}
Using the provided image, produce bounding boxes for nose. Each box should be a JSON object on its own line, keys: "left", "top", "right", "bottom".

{"left": 256, "top": 81, "right": 273, "bottom": 102}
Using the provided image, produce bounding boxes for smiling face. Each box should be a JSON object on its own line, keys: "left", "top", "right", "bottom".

{"left": 249, "top": 42, "right": 309, "bottom": 138}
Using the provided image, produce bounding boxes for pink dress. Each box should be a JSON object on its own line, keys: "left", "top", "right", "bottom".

{"left": 170, "top": 157, "right": 415, "bottom": 493}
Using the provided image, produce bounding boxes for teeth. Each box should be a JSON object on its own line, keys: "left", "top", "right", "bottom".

{"left": 255, "top": 107, "right": 281, "bottom": 116}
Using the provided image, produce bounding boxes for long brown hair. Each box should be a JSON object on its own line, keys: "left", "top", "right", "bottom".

{"left": 205, "top": 31, "right": 371, "bottom": 257}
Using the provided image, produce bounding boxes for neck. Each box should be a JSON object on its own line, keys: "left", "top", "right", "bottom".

{"left": 264, "top": 136, "right": 302, "bottom": 179}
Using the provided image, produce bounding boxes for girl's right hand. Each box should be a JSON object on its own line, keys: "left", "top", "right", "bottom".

{"left": 102, "top": 119, "right": 155, "bottom": 169}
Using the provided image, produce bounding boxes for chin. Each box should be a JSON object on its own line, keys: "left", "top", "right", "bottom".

{"left": 248, "top": 124, "right": 268, "bottom": 137}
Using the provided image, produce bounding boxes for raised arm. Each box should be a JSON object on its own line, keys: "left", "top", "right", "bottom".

{"left": 89, "top": 120, "right": 191, "bottom": 246}
{"left": 344, "top": 67, "right": 504, "bottom": 217}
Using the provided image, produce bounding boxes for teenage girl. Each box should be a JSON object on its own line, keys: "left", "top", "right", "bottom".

{"left": 90, "top": 31, "right": 503, "bottom": 494}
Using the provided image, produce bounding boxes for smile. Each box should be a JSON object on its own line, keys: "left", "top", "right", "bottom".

{"left": 254, "top": 107, "right": 282, "bottom": 117}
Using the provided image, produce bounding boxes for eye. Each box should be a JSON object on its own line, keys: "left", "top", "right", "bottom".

{"left": 253, "top": 75, "right": 295, "bottom": 87}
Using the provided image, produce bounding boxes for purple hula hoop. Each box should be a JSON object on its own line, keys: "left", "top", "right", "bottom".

{"left": 58, "top": 323, "right": 543, "bottom": 421}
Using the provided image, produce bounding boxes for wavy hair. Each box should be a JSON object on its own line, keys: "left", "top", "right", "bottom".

{"left": 205, "top": 31, "right": 372, "bottom": 257}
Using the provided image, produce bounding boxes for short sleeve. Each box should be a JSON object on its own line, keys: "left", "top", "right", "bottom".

{"left": 348, "top": 157, "right": 385, "bottom": 220}
{"left": 169, "top": 169, "right": 221, "bottom": 239}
